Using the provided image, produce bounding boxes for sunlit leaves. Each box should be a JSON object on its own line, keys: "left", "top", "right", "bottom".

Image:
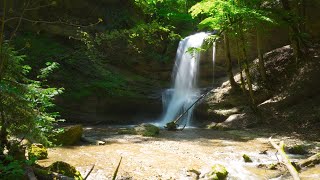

{"left": 0, "top": 45, "right": 63, "bottom": 145}
{"left": 190, "top": 0, "right": 276, "bottom": 35}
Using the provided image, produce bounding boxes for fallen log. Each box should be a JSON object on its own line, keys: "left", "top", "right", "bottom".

{"left": 298, "top": 153, "right": 320, "bottom": 168}
{"left": 165, "top": 88, "right": 214, "bottom": 130}
{"left": 269, "top": 137, "right": 300, "bottom": 180}
{"left": 172, "top": 88, "right": 213, "bottom": 125}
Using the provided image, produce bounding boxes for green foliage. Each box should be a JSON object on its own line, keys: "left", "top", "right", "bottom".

{"left": 134, "top": 0, "right": 194, "bottom": 22}
{"left": 0, "top": 44, "right": 63, "bottom": 146}
{"left": 0, "top": 155, "right": 36, "bottom": 180}
{"left": 95, "top": 21, "right": 180, "bottom": 62}
{"left": 190, "top": 0, "right": 276, "bottom": 33}
{"left": 13, "top": 33, "right": 66, "bottom": 68}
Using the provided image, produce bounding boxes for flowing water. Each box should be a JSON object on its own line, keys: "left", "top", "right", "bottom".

{"left": 160, "top": 32, "right": 213, "bottom": 126}
{"left": 39, "top": 127, "right": 320, "bottom": 179}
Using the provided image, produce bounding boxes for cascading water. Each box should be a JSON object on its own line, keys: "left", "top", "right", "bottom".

{"left": 160, "top": 32, "right": 214, "bottom": 126}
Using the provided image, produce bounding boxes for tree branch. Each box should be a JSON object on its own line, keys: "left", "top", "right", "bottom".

{"left": 2, "top": 17, "right": 101, "bottom": 28}
{"left": 269, "top": 137, "right": 300, "bottom": 180}
{"left": 25, "top": 3, "right": 54, "bottom": 11}
{"left": 9, "top": 0, "right": 30, "bottom": 41}
{"left": 0, "top": 0, "right": 7, "bottom": 79}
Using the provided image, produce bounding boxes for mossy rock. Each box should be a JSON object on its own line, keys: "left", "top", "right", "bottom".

{"left": 206, "top": 164, "right": 228, "bottom": 180}
{"left": 287, "top": 145, "right": 308, "bottom": 155}
{"left": 242, "top": 154, "right": 253, "bottom": 163}
{"left": 117, "top": 128, "right": 137, "bottom": 135}
{"left": 134, "top": 123, "right": 160, "bottom": 137}
{"left": 53, "top": 125, "right": 83, "bottom": 146}
{"left": 28, "top": 143, "right": 48, "bottom": 160}
{"left": 48, "top": 161, "right": 83, "bottom": 180}
{"left": 165, "top": 122, "right": 178, "bottom": 131}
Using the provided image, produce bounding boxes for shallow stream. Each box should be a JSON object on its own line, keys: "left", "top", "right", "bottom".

{"left": 39, "top": 127, "right": 320, "bottom": 180}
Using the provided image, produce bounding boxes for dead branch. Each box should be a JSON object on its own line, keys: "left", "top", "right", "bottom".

{"left": 298, "top": 153, "right": 320, "bottom": 168}
{"left": 9, "top": 0, "right": 30, "bottom": 41}
{"left": 269, "top": 137, "right": 300, "bottom": 180}
{"left": 84, "top": 164, "right": 95, "bottom": 180}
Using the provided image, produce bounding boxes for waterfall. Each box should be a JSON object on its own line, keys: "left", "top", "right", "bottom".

{"left": 160, "top": 32, "right": 214, "bottom": 126}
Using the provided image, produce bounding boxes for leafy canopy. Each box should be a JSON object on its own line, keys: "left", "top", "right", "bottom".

{"left": 190, "top": 0, "right": 276, "bottom": 33}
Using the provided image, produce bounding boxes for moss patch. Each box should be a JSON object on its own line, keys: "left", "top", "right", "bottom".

{"left": 118, "top": 124, "right": 160, "bottom": 137}
{"left": 48, "top": 161, "right": 83, "bottom": 179}
{"left": 134, "top": 124, "right": 160, "bottom": 137}
{"left": 52, "top": 125, "right": 83, "bottom": 146}
{"left": 28, "top": 144, "right": 48, "bottom": 160}
{"left": 206, "top": 164, "right": 228, "bottom": 180}
{"left": 287, "top": 145, "right": 308, "bottom": 155}
{"left": 242, "top": 154, "right": 253, "bottom": 163}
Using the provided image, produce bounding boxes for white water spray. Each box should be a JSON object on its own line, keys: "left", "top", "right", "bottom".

{"left": 160, "top": 32, "right": 215, "bottom": 126}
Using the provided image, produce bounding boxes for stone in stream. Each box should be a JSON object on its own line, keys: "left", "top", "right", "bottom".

{"left": 48, "top": 161, "right": 83, "bottom": 179}
{"left": 286, "top": 144, "right": 308, "bottom": 155}
{"left": 203, "top": 164, "right": 228, "bottom": 180}
{"left": 117, "top": 124, "right": 160, "bottom": 137}
{"left": 134, "top": 123, "right": 160, "bottom": 137}
{"left": 242, "top": 154, "right": 253, "bottom": 163}
{"left": 52, "top": 125, "right": 83, "bottom": 146}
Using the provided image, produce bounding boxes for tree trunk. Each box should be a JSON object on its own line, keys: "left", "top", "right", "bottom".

{"left": 0, "top": 0, "right": 7, "bottom": 78}
{"left": 280, "top": 0, "right": 304, "bottom": 63}
{"left": 236, "top": 40, "right": 246, "bottom": 94}
{"left": 299, "top": 0, "right": 306, "bottom": 32}
{"left": 240, "top": 33, "right": 256, "bottom": 106}
{"left": 0, "top": 110, "right": 8, "bottom": 154}
{"left": 223, "top": 32, "right": 238, "bottom": 90}
{"left": 256, "top": 29, "right": 267, "bottom": 82}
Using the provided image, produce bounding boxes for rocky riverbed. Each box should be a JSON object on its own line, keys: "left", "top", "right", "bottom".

{"left": 38, "top": 126, "right": 320, "bottom": 179}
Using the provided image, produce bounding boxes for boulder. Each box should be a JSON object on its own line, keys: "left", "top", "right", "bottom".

{"left": 53, "top": 125, "right": 83, "bottom": 146}
{"left": 48, "top": 161, "right": 83, "bottom": 180}
{"left": 204, "top": 164, "right": 228, "bottom": 180}
{"left": 242, "top": 154, "right": 253, "bottom": 163}
{"left": 134, "top": 123, "right": 160, "bottom": 137}
{"left": 28, "top": 143, "right": 48, "bottom": 160}
{"left": 217, "top": 113, "right": 258, "bottom": 129}
{"left": 165, "top": 122, "right": 178, "bottom": 131}
{"left": 286, "top": 145, "right": 308, "bottom": 155}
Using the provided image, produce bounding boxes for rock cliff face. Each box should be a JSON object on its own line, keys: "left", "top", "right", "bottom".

{"left": 12, "top": 0, "right": 320, "bottom": 124}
